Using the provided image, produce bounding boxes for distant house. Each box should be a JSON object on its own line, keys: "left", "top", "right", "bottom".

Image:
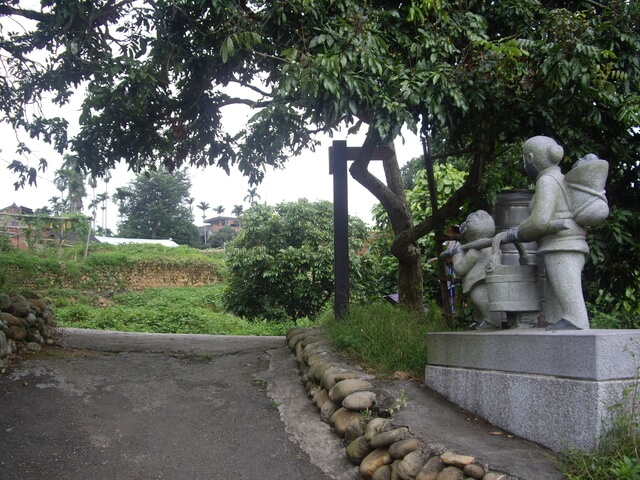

{"left": 93, "top": 236, "right": 179, "bottom": 247}
{"left": 1, "top": 203, "right": 33, "bottom": 249}
{"left": 205, "top": 216, "right": 241, "bottom": 233}
{"left": 198, "top": 215, "right": 239, "bottom": 238}
{"left": 1, "top": 203, "right": 94, "bottom": 250}
{"left": 0, "top": 203, "right": 36, "bottom": 249}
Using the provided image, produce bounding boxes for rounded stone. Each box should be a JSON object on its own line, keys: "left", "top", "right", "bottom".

{"left": 416, "top": 456, "right": 444, "bottom": 480}
{"left": 299, "top": 335, "right": 323, "bottom": 348}
{"left": 370, "top": 427, "right": 410, "bottom": 449}
{"left": 344, "top": 422, "right": 365, "bottom": 443}
{"left": 0, "top": 331, "right": 10, "bottom": 358}
{"left": 1, "top": 312, "right": 23, "bottom": 327}
{"left": 25, "top": 313, "right": 37, "bottom": 326}
{"left": 288, "top": 332, "right": 307, "bottom": 350}
{"left": 389, "top": 437, "right": 422, "bottom": 459}
{"left": 320, "top": 399, "right": 338, "bottom": 423}
{"left": 322, "top": 369, "right": 362, "bottom": 390}
{"left": 27, "top": 329, "right": 43, "bottom": 345}
{"left": 307, "top": 352, "right": 327, "bottom": 366}
{"left": 440, "top": 452, "right": 474, "bottom": 468}
{"left": 436, "top": 466, "right": 464, "bottom": 480}
{"left": 329, "top": 379, "right": 374, "bottom": 404}
{"left": 396, "top": 449, "right": 424, "bottom": 479}
{"left": 9, "top": 295, "right": 31, "bottom": 317}
{"left": 346, "top": 435, "right": 372, "bottom": 465}
{"left": 25, "top": 342, "right": 42, "bottom": 352}
{"left": 360, "top": 448, "right": 393, "bottom": 480}
{"left": 342, "top": 391, "right": 377, "bottom": 411}
{"left": 308, "top": 360, "right": 332, "bottom": 383}
{"left": 286, "top": 327, "right": 314, "bottom": 342}
{"left": 314, "top": 388, "right": 331, "bottom": 410}
{"left": 303, "top": 342, "right": 331, "bottom": 362}
{"left": 0, "top": 293, "right": 11, "bottom": 310}
{"left": 372, "top": 465, "right": 391, "bottom": 480}
{"left": 329, "top": 407, "right": 362, "bottom": 437}
{"left": 364, "top": 418, "right": 392, "bottom": 442}
{"left": 482, "top": 473, "right": 508, "bottom": 480}
{"left": 462, "top": 463, "right": 485, "bottom": 479}
{"left": 9, "top": 326, "right": 27, "bottom": 341}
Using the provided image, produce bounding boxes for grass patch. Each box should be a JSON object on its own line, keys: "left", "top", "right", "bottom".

{"left": 319, "top": 301, "right": 449, "bottom": 378}
{"left": 556, "top": 339, "right": 640, "bottom": 479}
{"left": 556, "top": 411, "right": 640, "bottom": 480}
{"left": 55, "top": 285, "right": 304, "bottom": 336}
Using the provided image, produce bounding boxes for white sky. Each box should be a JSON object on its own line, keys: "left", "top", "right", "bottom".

{"left": 0, "top": 108, "right": 423, "bottom": 231}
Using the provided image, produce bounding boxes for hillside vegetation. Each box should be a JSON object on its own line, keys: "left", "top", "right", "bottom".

{"left": 0, "top": 243, "right": 301, "bottom": 336}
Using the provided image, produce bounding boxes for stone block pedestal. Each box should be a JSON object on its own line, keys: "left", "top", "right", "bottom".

{"left": 425, "top": 329, "right": 640, "bottom": 451}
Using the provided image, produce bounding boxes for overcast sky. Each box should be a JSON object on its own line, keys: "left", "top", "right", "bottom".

{"left": 0, "top": 111, "right": 423, "bottom": 231}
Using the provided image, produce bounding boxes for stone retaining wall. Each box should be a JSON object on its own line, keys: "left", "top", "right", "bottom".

{"left": 286, "top": 327, "right": 514, "bottom": 480}
{"left": 2, "top": 262, "right": 221, "bottom": 292}
{"left": 0, "top": 292, "right": 58, "bottom": 373}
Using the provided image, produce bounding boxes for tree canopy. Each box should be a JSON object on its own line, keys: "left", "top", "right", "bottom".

{"left": 2, "top": 0, "right": 639, "bottom": 310}
{"left": 113, "top": 169, "right": 200, "bottom": 245}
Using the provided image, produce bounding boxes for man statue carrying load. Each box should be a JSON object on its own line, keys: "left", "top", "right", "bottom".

{"left": 444, "top": 136, "right": 610, "bottom": 331}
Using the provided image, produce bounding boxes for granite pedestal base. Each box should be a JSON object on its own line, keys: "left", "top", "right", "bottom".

{"left": 425, "top": 329, "right": 640, "bottom": 452}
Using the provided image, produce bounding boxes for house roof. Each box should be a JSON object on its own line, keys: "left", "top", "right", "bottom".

{"left": 93, "top": 236, "right": 180, "bottom": 247}
{"left": 205, "top": 216, "right": 239, "bottom": 223}
{"left": 1, "top": 203, "right": 34, "bottom": 215}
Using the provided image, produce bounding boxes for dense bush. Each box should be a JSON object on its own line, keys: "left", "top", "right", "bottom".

{"left": 584, "top": 206, "right": 640, "bottom": 328}
{"left": 223, "top": 200, "right": 371, "bottom": 321}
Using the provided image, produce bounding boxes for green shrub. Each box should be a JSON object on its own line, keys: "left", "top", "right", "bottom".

{"left": 55, "top": 285, "right": 299, "bottom": 336}
{"left": 223, "top": 200, "right": 369, "bottom": 321}
{"left": 319, "top": 301, "right": 448, "bottom": 378}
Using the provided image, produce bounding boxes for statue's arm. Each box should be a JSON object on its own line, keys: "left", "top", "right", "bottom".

{"left": 452, "top": 249, "right": 480, "bottom": 276}
{"left": 519, "top": 176, "right": 558, "bottom": 241}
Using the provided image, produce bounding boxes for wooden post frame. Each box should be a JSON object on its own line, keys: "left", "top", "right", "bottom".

{"left": 329, "top": 141, "right": 394, "bottom": 319}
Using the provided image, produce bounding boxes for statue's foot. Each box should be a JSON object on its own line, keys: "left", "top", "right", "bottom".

{"left": 546, "top": 319, "right": 582, "bottom": 331}
{"left": 469, "top": 321, "right": 498, "bottom": 330}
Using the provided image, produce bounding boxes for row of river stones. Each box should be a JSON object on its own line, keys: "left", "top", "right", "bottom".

{"left": 0, "top": 292, "right": 58, "bottom": 373}
{"left": 286, "top": 327, "right": 513, "bottom": 480}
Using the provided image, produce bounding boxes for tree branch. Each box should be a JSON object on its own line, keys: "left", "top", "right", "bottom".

{"left": 0, "top": 5, "right": 49, "bottom": 23}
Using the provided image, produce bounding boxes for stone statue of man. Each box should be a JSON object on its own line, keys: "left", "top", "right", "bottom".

{"left": 503, "top": 136, "right": 608, "bottom": 330}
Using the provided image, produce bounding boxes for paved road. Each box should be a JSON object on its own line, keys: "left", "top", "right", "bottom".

{"left": 1, "top": 329, "right": 562, "bottom": 480}
{"left": 0, "top": 330, "right": 357, "bottom": 480}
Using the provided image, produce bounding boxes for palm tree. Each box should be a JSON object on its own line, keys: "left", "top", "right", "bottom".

{"left": 96, "top": 192, "right": 109, "bottom": 233}
{"left": 102, "top": 172, "right": 111, "bottom": 232}
{"left": 48, "top": 196, "right": 62, "bottom": 216}
{"left": 244, "top": 187, "right": 260, "bottom": 206}
{"left": 53, "top": 173, "right": 68, "bottom": 212}
{"left": 214, "top": 205, "right": 225, "bottom": 216}
{"left": 231, "top": 204, "right": 244, "bottom": 217}
{"left": 197, "top": 201, "right": 210, "bottom": 244}
{"left": 55, "top": 155, "right": 87, "bottom": 214}
{"left": 187, "top": 197, "right": 195, "bottom": 215}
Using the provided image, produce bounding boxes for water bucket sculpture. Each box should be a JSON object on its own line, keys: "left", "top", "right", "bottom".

{"left": 485, "top": 232, "right": 541, "bottom": 315}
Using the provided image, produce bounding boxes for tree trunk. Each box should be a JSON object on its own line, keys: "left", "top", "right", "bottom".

{"left": 349, "top": 128, "right": 425, "bottom": 313}
{"left": 348, "top": 125, "right": 493, "bottom": 314}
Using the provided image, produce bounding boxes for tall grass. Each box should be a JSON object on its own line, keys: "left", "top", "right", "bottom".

{"left": 52, "top": 285, "right": 305, "bottom": 336}
{"left": 319, "top": 301, "right": 449, "bottom": 378}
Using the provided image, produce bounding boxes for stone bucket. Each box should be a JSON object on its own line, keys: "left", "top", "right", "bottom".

{"left": 485, "top": 234, "right": 541, "bottom": 313}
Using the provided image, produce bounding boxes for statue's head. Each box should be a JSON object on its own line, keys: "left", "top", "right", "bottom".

{"left": 460, "top": 210, "right": 495, "bottom": 243}
{"left": 522, "top": 136, "right": 564, "bottom": 179}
